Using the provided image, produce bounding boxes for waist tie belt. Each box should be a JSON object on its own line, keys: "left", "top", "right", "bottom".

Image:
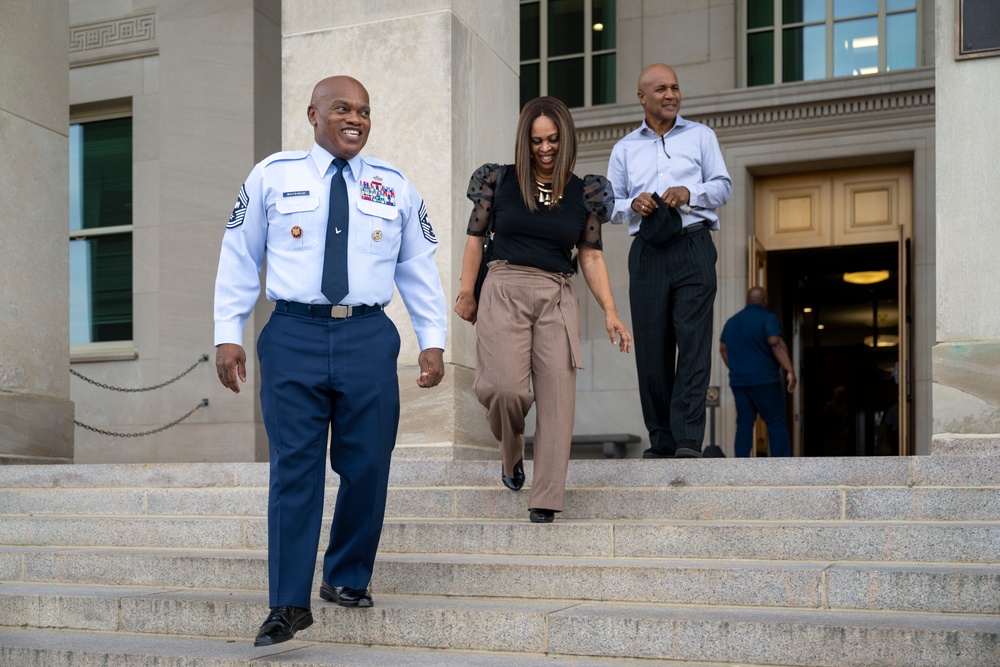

{"left": 486, "top": 262, "right": 583, "bottom": 369}
{"left": 275, "top": 300, "right": 384, "bottom": 319}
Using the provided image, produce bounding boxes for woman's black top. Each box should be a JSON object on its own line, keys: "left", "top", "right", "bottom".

{"left": 466, "top": 163, "right": 614, "bottom": 275}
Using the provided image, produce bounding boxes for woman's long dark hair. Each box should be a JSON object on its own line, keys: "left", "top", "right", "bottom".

{"left": 513, "top": 96, "right": 577, "bottom": 212}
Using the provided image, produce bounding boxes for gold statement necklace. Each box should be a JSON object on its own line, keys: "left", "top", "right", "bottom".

{"left": 534, "top": 179, "right": 562, "bottom": 207}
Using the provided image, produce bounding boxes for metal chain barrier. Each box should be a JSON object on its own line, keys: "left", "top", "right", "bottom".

{"left": 70, "top": 354, "right": 209, "bottom": 392}
{"left": 72, "top": 353, "right": 212, "bottom": 437}
{"left": 75, "top": 399, "right": 209, "bottom": 438}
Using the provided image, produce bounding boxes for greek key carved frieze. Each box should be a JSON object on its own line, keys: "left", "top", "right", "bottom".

{"left": 70, "top": 13, "right": 155, "bottom": 54}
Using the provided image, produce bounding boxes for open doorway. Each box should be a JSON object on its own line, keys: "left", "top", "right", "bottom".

{"left": 767, "top": 243, "right": 902, "bottom": 456}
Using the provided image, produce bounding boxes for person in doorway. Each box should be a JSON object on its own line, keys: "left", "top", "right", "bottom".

{"left": 719, "top": 286, "right": 796, "bottom": 457}
{"left": 214, "top": 76, "right": 447, "bottom": 646}
{"left": 607, "top": 63, "right": 732, "bottom": 459}
{"left": 455, "top": 96, "right": 631, "bottom": 524}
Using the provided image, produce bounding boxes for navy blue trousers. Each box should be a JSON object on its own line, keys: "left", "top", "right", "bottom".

{"left": 732, "top": 382, "right": 792, "bottom": 457}
{"left": 628, "top": 230, "right": 717, "bottom": 451}
{"left": 257, "top": 308, "right": 400, "bottom": 609}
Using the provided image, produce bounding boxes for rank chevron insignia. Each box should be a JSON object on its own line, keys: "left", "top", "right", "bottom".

{"left": 418, "top": 200, "right": 436, "bottom": 243}
{"left": 227, "top": 184, "right": 249, "bottom": 228}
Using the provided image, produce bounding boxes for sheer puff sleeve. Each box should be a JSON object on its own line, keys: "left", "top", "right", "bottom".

{"left": 579, "top": 174, "right": 614, "bottom": 250}
{"left": 466, "top": 163, "right": 501, "bottom": 236}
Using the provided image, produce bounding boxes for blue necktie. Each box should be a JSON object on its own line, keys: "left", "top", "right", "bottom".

{"left": 322, "top": 157, "right": 350, "bottom": 304}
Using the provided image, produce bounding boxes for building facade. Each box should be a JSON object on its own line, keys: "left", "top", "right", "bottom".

{"left": 2, "top": 0, "right": 996, "bottom": 463}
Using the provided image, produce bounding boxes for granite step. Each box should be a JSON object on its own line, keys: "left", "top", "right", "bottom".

{"left": 0, "top": 628, "right": 740, "bottom": 667}
{"left": 3, "top": 552, "right": 999, "bottom": 615}
{"left": 2, "top": 515, "right": 999, "bottom": 563}
{"left": 3, "top": 456, "right": 997, "bottom": 491}
{"left": 0, "top": 588, "right": 997, "bottom": 667}
{"left": 4, "top": 484, "right": 1000, "bottom": 521}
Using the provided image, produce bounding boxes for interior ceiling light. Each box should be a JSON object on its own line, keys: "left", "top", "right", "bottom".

{"left": 593, "top": 22, "right": 604, "bottom": 31}
{"left": 803, "top": 307, "right": 813, "bottom": 313}
{"left": 853, "top": 36, "right": 879, "bottom": 49}
{"left": 817, "top": 324, "right": 825, "bottom": 330}
{"left": 865, "top": 335, "right": 899, "bottom": 348}
{"left": 843, "top": 270, "right": 890, "bottom": 285}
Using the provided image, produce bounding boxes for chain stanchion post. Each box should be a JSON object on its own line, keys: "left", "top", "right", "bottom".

{"left": 703, "top": 386, "right": 724, "bottom": 458}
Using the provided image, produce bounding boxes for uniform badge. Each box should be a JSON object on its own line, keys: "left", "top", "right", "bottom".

{"left": 291, "top": 226, "right": 302, "bottom": 238}
{"left": 360, "top": 180, "right": 396, "bottom": 206}
{"left": 372, "top": 229, "right": 382, "bottom": 242}
{"left": 418, "top": 199, "right": 437, "bottom": 243}
{"left": 227, "top": 184, "right": 249, "bottom": 228}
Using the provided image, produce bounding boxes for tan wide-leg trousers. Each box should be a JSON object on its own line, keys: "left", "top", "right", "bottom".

{"left": 474, "top": 261, "right": 582, "bottom": 512}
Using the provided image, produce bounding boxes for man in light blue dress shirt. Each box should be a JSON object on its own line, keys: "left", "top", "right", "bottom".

{"left": 607, "top": 63, "right": 732, "bottom": 460}
{"left": 214, "top": 76, "right": 447, "bottom": 646}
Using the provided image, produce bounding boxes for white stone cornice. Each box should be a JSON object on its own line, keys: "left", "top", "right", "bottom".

{"left": 70, "top": 13, "right": 157, "bottom": 67}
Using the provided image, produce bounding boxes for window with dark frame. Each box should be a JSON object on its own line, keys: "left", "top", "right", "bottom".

{"left": 520, "top": 0, "right": 616, "bottom": 109}
{"left": 746, "top": 0, "right": 918, "bottom": 87}
{"left": 69, "top": 116, "right": 134, "bottom": 345}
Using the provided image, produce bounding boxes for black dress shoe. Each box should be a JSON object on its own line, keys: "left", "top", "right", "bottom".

{"left": 253, "top": 606, "right": 313, "bottom": 647}
{"left": 675, "top": 444, "right": 703, "bottom": 458}
{"left": 502, "top": 458, "right": 525, "bottom": 491}
{"left": 319, "top": 581, "right": 373, "bottom": 608}
{"left": 529, "top": 508, "right": 555, "bottom": 523}
{"left": 642, "top": 446, "right": 674, "bottom": 459}
{"left": 702, "top": 444, "right": 726, "bottom": 458}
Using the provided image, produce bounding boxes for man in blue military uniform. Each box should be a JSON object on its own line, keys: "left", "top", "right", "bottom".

{"left": 214, "top": 75, "right": 447, "bottom": 646}
{"left": 719, "top": 286, "right": 796, "bottom": 457}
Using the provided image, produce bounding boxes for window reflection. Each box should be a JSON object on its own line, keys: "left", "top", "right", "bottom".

{"left": 886, "top": 11, "right": 917, "bottom": 71}
{"left": 834, "top": 0, "right": 877, "bottom": 19}
{"left": 783, "top": 0, "right": 825, "bottom": 24}
{"left": 783, "top": 24, "right": 825, "bottom": 82}
{"left": 834, "top": 17, "right": 879, "bottom": 77}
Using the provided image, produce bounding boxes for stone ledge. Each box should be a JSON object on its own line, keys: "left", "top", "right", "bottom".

{"left": 932, "top": 433, "right": 1000, "bottom": 456}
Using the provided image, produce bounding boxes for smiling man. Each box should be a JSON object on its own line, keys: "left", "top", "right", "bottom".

{"left": 213, "top": 76, "right": 447, "bottom": 646}
{"left": 607, "top": 64, "right": 732, "bottom": 460}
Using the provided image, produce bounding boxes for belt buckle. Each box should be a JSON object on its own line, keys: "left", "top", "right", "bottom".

{"left": 329, "top": 305, "right": 351, "bottom": 318}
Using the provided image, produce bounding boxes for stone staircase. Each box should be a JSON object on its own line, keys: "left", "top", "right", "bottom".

{"left": 1, "top": 444, "right": 999, "bottom": 666}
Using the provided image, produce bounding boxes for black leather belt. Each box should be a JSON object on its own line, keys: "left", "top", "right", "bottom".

{"left": 275, "top": 300, "right": 383, "bottom": 319}
{"left": 679, "top": 221, "right": 708, "bottom": 236}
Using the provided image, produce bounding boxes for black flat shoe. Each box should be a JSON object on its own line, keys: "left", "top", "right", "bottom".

{"left": 253, "top": 605, "right": 313, "bottom": 647}
{"left": 319, "top": 581, "right": 373, "bottom": 608}
{"left": 502, "top": 458, "right": 525, "bottom": 491}
{"left": 529, "top": 508, "right": 555, "bottom": 523}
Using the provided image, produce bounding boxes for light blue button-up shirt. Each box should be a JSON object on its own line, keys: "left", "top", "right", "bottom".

{"left": 214, "top": 143, "right": 447, "bottom": 351}
{"left": 607, "top": 115, "right": 732, "bottom": 235}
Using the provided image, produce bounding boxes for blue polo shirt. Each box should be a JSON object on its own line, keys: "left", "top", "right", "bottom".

{"left": 720, "top": 303, "right": 783, "bottom": 387}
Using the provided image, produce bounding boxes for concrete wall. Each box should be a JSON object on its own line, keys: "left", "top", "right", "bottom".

{"left": 0, "top": 1, "right": 73, "bottom": 464}
{"left": 932, "top": 0, "right": 1000, "bottom": 435}
{"left": 69, "top": 0, "right": 281, "bottom": 462}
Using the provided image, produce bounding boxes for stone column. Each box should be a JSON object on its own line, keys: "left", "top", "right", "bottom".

{"left": 932, "top": 1, "right": 1000, "bottom": 440}
{"left": 281, "top": 1, "right": 519, "bottom": 458}
{"left": 0, "top": 2, "right": 73, "bottom": 463}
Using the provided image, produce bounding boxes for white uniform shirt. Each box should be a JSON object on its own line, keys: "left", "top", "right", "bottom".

{"left": 214, "top": 143, "right": 447, "bottom": 351}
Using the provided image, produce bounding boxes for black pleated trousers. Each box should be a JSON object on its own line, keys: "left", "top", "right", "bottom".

{"left": 628, "top": 229, "right": 717, "bottom": 453}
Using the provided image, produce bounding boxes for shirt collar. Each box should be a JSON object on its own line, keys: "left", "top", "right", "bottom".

{"left": 309, "top": 143, "right": 362, "bottom": 177}
{"left": 638, "top": 114, "right": 688, "bottom": 139}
